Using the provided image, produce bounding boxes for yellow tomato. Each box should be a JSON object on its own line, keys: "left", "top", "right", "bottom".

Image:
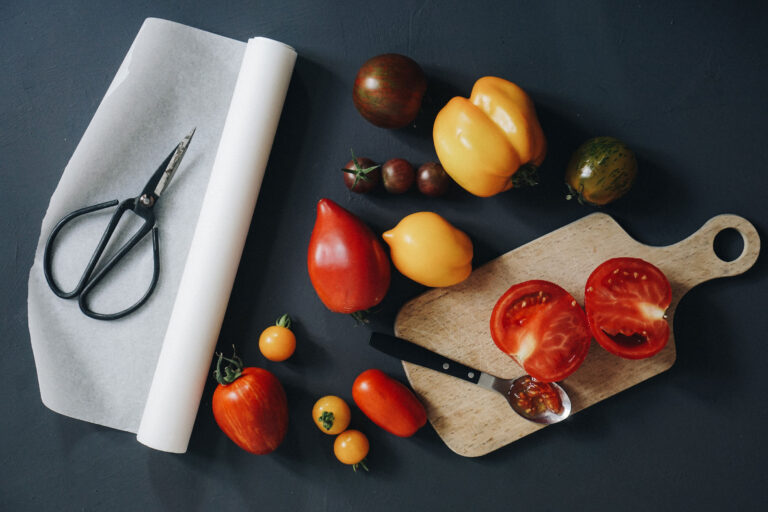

{"left": 312, "top": 395, "right": 351, "bottom": 435}
{"left": 382, "top": 212, "right": 473, "bottom": 287}
{"left": 334, "top": 429, "right": 369, "bottom": 471}
{"left": 433, "top": 76, "right": 546, "bottom": 197}
{"left": 259, "top": 314, "right": 296, "bottom": 361}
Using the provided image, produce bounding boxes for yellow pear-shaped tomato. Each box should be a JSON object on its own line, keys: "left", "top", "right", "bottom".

{"left": 433, "top": 76, "right": 546, "bottom": 197}
{"left": 382, "top": 212, "right": 473, "bottom": 287}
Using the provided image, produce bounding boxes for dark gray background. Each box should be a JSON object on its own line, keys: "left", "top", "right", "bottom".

{"left": 2, "top": 1, "right": 767, "bottom": 510}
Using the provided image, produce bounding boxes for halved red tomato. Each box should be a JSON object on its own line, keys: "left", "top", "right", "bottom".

{"left": 584, "top": 258, "right": 671, "bottom": 359}
{"left": 490, "top": 280, "right": 591, "bottom": 382}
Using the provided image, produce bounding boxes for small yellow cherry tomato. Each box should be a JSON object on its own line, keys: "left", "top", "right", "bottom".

{"left": 334, "top": 429, "right": 369, "bottom": 471}
{"left": 258, "top": 314, "right": 296, "bottom": 362}
{"left": 382, "top": 212, "right": 473, "bottom": 287}
{"left": 312, "top": 395, "right": 351, "bottom": 435}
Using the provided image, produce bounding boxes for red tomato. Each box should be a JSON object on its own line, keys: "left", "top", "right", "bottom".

{"left": 307, "top": 198, "right": 391, "bottom": 314}
{"left": 352, "top": 54, "right": 427, "bottom": 129}
{"left": 212, "top": 357, "right": 288, "bottom": 455}
{"left": 585, "top": 257, "right": 671, "bottom": 359}
{"left": 352, "top": 369, "right": 427, "bottom": 437}
{"left": 490, "top": 280, "right": 591, "bottom": 382}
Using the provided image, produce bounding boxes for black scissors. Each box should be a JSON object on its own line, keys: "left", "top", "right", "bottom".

{"left": 43, "top": 128, "right": 195, "bottom": 321}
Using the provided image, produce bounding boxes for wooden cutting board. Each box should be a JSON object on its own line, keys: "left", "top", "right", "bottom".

{"left": 394, "top": 213, "right": 760, "bottom": 457}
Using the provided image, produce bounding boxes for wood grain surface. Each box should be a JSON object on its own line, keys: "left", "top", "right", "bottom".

{"left": 394, "top": 213, "right": 760, "bottom": 457}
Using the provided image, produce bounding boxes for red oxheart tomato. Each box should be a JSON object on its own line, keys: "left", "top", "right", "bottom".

{"left": 585, "top": 257, "right": 672, "bottom": 359}
{"left": 212, "top": 352, "right": 288, "bottom": 454}
{"left": 352, "top": 54, "right": 427, "bottom": 129}
{"left": 352, "top": 369, "right": 427, "bottom": 437}
{"left": 307, "top": 198, "right": 391, "bottom": 314}
{"left": 490, "top": 280, "right": 591, "bottom": 382}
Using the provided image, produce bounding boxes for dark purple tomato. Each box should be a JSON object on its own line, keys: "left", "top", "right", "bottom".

{"left": 343, "top": 156, "right": 380, "bottom": 194}
{"left": 417, "top": 162, "right": 451, "bottom": 197}
{"left": 353, "top": 54, "right": 427, "bottom": 129}
{"left": 381, "top": 158, "right": 415, "bottom": 194}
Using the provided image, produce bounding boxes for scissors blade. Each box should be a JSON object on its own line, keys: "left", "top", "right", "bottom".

{"left": 140, "top": 128, "right": 196, "bottom": 200}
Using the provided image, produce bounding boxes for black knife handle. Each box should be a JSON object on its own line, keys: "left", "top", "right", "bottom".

{"left": 369, "top": 332, "right": 481, "bottom": 385}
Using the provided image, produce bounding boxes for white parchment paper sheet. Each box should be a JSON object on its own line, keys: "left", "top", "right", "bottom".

{"left": 27, "top": 18, "right": 296, "bottom": 453}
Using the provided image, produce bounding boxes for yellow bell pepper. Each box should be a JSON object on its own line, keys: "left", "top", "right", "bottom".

{"left": 382, "top": 212, "right": 473, "bottom": 287}
{"left": 433, "top": 76, "right": 546, "bottom": 197}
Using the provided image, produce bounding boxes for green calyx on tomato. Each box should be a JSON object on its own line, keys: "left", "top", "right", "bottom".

{"left": 511, "top": 163, "right": 539, "bottom": 188}
{"left": 342, "top": 150, "right": 381, "bottom": 192}
{"left": 275, "top": 313, "right": 292, "bottom": 329}
{"left": 319, "top": 411, "right": 335, "bottom": 430}
{"left": 214, "top": 346, "right": 243, "bottom": 385}
{"left": 565, "top": 136, "right": 637, "bottom": 206}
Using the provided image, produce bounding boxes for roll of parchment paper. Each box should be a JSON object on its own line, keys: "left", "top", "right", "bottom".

{"left": 136, "top": 37, "right": 296, "bottom": 453}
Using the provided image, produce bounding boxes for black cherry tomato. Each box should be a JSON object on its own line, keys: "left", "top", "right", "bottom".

{"left": 417, "top": 162, "right": 451, "bottom": 197}
{"left": 381, "top": 158, "right": 415, "bottom": 194}
{"left": 343, "top": 154, "right": 381, "bottom": 194}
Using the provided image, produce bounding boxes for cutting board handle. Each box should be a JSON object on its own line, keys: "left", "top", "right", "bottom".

{"left": 660, "top": 214, "right": 760, "bottom": 287}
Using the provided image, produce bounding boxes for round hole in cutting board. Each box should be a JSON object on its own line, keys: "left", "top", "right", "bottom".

{"left": 713, "top": 228, "right": 745, "bottom": 262}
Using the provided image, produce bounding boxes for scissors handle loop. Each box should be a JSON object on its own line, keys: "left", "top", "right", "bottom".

{"left": 79, "top": 226, "right": 160, "bottom": 320}
{"left": 43, "top": 199, "right": 119, "bottom": 298}
{"left": 43, "top": 198, "right": 160, "bottom": 320}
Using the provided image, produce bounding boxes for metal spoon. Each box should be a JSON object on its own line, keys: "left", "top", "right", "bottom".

{"left": 369, "top": 332, "right": 571, "bottom": 424}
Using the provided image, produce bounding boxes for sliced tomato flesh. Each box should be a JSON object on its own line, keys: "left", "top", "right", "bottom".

{"left": 585, "top": 258, "right": 672, "bottom": 359}
{"left": 490, "top": 280, "right": 591, "bottom": 382}
{"left": 509, "top": 375, "right": 564, "bottom": 419}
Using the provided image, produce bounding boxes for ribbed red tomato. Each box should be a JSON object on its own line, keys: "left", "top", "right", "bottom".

{"left": 212, "top": 355, "right": 288, "bottom": 455}
{"left": 352, "top": 54, "right": 427, "bottom": 129}
{"left": 490, "top": 280, "right": 591, "bottom": 382}
{"left": 352, "top": 369, "right": 426, "bottom": 437}
{"left": 307, "top": 198, "right": 390, "bottom": 314}
{"left": 585, "top": 257, "right": 671, "bottom": 359}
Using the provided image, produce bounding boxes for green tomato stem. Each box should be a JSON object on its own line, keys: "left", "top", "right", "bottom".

{"left": 213, "top": 346, "right": 243, "bottom": 385}
{"left": 565, "top": 183, "right": 592, "bottom": 207}
{"left": 350, "top": 310, "right": 370, "bottom": 325}
{"left": 319, "top": 411, "right": 335, "bottom": 430}
{"left": 344, "top": 148, "right": 380, "bottom": 190}
{"left": 276, "top": 313, "right": 292, "bottom": 329}
{"left": 511, "top": 163, "right": 539, "bottom": 188}
{"left": 352, "top": 458, "right": 369, "bottom": 473}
